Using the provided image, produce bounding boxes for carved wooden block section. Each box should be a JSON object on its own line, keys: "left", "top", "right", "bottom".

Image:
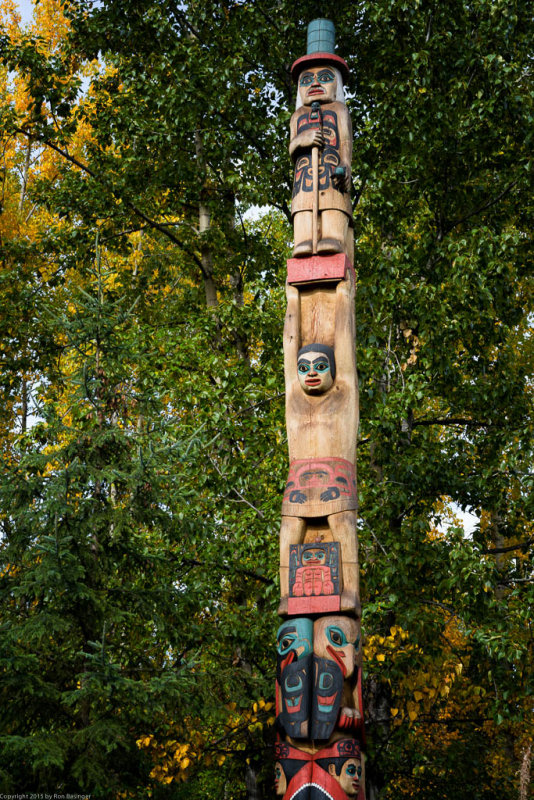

{"left": 276, "top": 616, "right": 363, "bottom": 742}
{"left": 275, "top": 18, "right": 365, "bottom": 800}
{"left": 288, "top": 542, "right": 341, "bottom": 615}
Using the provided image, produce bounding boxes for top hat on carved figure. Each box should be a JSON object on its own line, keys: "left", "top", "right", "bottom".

{"left": 291, "top": 18, "right": 350, "bottom": 83}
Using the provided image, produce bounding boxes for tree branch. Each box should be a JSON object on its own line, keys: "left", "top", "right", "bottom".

{"left": 413, "top": 417, "right": 489, "bottom": 428}
{"left": 15, "top": 125, "right": 204, "bottom": 268}
{"left": 481, "top": 538, "right": 534, "bottom": 555}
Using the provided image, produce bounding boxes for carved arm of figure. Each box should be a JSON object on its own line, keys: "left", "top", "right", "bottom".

{"left": 331, "top": 103, "right": 352, "bottom": 193}
{"left": 284, "top": 281, "right": 301, "bottom": 392}
{"left": 288, "top": 110, "right": 324, "bottom": 161}
{"left": 333, "top": 268, "right": 356, "bottom": 382}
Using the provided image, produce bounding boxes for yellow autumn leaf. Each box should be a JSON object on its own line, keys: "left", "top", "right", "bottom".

{"left": 376, "top": 653, "right": 386, "bottom": 662}
{"left": 414, "top": 691, "right": 424, "bottom": 701}
{"left": 408, "top": 710, "right": 418, "bottom": 721}
{"left": 391, "top": 708, "right": 399, "bottom": 717}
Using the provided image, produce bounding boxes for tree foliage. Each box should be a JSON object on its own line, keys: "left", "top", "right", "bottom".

{"left": 0, "top": 1, "right": 532, "bottom": 798}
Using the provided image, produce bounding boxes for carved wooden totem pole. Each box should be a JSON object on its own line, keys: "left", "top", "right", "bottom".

{"left": 275, "top": 19, "right": 365, "bottom": 800}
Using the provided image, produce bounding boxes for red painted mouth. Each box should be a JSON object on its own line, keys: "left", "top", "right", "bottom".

{"left": 281, "top": 651, "right": 295, "bottom": 672}
{"left": 327, "top": 644, "right": 347, "bottom": 678}
{"left": 308, "top": 87, "right": 324, "bottom": 95}
{"left": 305, "top": 377, "right": 321, "bottom": 386}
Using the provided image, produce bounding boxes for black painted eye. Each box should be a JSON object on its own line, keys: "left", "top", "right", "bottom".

{"left": 279, "top": 634, "right": 296, "bottom": 654}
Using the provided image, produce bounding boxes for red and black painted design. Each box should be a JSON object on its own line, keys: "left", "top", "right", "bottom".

{"left": 274, "top": 739, "right": 364, "bottom": 800}
{"left": 276, "top": 618, "right": 314, "bottom": 740}
{"left": 311, "top": 656, "right": 344, "bottom": 740}
{"left": 282, "top": 458, "right": 357, "bottom": 517}
{"left": 293, "top": 109, "right": 341, "bottom": 199}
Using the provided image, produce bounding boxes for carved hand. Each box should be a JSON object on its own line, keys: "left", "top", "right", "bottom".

{"left": 320, "top": 486, "right": 341, "bottom": 502}
{"left": 293, "top": 128, "right": 324, "bottom": 151}
{"left": 332, "top": 163, "right": 352, "bottom": 193}
{"left": 338, "top": 707, "right": 362, "bottom": 730}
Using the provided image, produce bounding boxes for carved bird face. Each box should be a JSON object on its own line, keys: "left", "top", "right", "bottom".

{"left": 314, "top": 616, "right": 360, "bottom": 679}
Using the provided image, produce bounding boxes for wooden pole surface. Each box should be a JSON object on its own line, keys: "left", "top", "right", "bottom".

{"left": 312, "top": 144, "right": 319, "bottom": 254}
{"left": 275, "top": 18, "right": 365, "bottom": 800}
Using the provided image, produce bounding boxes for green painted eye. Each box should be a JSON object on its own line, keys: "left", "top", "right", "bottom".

{"left": 313, "top": 360, "right": 329, "bottom": 372}
{"left": 346, "top": 765, "right": 357, "bottom": 776}
{"left": 299, "top": 72, "right": 315, "bottom": 86}
{"left": 298, "top": 362, "right": 311, "bottom": 373}
{"left": 327, "top": 625, "right": 348, "bottom": 648}
{"left": 317, "top": 69, "right": 334, "bottom": 83}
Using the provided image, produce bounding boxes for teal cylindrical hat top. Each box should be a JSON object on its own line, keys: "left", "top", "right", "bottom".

{"left": 306, "top": 18, "right": 336, "bottom": 55}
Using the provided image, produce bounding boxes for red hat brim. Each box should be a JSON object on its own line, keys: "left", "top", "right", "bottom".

{"left": 291, "top": 52, "right": 350, "bottom": 83}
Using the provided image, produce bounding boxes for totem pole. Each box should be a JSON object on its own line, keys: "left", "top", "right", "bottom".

{"left": 274, "top": 20, "right": 365, "bottom": 800}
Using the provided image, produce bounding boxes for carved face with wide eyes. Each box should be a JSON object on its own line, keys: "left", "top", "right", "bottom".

{"left": 298, "top": 66, "right": 337, "bottom": 105}
{"left": 329, "top": 758, "right": 362, "bottom": 797}
{"left": 314, "top": 616, "right": 360, "bottom": 679}
{"left": 301, "top": 547, "right": 326, "bottom": 565}
{"left": 274, "top": 762, "right": 287, "bottom": 796}
{"left": 297, "top": 351, "right": 334, "bottom": 395}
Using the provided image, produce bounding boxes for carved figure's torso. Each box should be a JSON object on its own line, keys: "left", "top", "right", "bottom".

{"left": 290, "top": 101, "right": 352, "bottom": 217}
{"left": 286, "top": 379, "right": 358, "bottom": 463}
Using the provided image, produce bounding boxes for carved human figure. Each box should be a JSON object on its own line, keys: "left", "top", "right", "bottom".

{"left": 291, "top": 545, "right": 335, "bottom": 598}
{"left": 290, "top": 64, "right": 352, "bottom": 258}
{"left": 279, "top": 271, "right": 359, "bottom": 615}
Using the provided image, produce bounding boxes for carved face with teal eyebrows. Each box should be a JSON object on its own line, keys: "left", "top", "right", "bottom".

{"left": 301, "top": 547, "right": 326, "bottom": 565}
{"left": 298, "top": 66, "right": 337, "bottom": 105}
{"left": 297, "top": 344, "right": 335, "bottom": 395}
{"left": 274, "top": 762, "right": 287, "bottom": 796}
{"left": 329, "top": 757, "right": 362, "bottom": 797}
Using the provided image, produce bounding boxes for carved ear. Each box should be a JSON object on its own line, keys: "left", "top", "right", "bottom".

{"left": 328, "top": 764, "right": 336, "bottom": 777}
